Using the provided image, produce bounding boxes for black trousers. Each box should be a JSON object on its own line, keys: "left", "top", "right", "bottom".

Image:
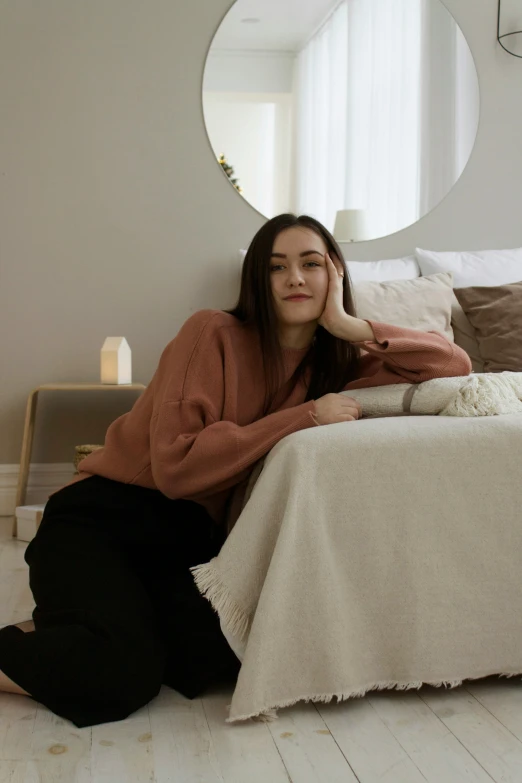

{"left": 0, "top": 476, "right": 241, "bottom": 728}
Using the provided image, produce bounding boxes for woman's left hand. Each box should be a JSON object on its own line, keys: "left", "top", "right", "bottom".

{"left": 317, "top": 253, "right": 352, "bottom": 338}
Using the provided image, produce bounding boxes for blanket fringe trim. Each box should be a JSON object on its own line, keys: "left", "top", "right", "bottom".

{"left": 225, "top": 671, "right": 522, "bottom": 724}
{"left": 189, "top": 560, "right": 250, "bottom": 643}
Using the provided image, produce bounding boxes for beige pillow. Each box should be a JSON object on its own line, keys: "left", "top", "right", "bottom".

{"left": 450, "top": 294, "right": 484, "bottom": 374}
{"left": 453, "top": 281, "right": 522, "bottom": 372}
{"left": 353, "top": 272, "right": 454, "bottom": 341}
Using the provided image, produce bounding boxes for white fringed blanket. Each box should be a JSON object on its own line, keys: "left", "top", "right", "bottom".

{"left": 190, "top": 373, "right": 522, "bottom": 723}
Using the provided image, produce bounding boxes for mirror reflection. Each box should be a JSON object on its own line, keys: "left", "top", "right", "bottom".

{"left": 203, "top": 0, "right": 480, "bottom": 242}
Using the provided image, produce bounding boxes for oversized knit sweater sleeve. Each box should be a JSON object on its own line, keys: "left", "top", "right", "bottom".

{"left": 343, "top": 319, "right": 472, "bottom": 390}
{"left": 149, "top": 311, "right": 318, "bottom": 500}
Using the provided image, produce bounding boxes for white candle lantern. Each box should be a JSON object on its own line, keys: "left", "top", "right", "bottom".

{"left": 100, "top": 337, "right": 132, "bottom": 385}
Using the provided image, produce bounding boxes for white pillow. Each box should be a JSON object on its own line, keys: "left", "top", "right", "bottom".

{"left": 239, "top": 249, "right": 420, "bottom": 283}
{"left": 347, "top": 256, "right": 420, "bottom": 283}
{"left": 415, "top": 247, "right": 522, "bottom": 287}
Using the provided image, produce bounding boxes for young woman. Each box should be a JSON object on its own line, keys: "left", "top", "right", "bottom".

{"left": 0, "top": 214, "right": 472, "bottom": 728}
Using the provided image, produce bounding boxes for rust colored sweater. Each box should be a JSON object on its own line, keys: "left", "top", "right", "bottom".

{"left": 51, "top": 310, "right": 472, "bottom": 524}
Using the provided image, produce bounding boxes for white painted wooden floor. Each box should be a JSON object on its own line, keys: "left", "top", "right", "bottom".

{"left": 2, "top": 515, "right": 522, "bottom": 783}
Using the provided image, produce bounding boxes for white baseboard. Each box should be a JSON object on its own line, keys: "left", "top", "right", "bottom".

{"left": 0, "top": 464, "right": 76, "bottom": 516}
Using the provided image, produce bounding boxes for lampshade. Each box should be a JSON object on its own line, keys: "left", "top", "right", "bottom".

{"left": 333, "top": 210, "right": 368, "bottom": 242}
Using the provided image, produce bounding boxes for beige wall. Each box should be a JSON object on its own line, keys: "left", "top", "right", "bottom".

{"left": 1, "top": 0, "right": 520, "bottom": 466}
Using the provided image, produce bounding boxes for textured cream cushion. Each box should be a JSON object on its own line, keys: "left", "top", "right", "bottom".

{"left": 449, "top": 291, "right": 484, "bottom": 373}
{"left": 353, "top": 272, "right": 454, "bottom": 341}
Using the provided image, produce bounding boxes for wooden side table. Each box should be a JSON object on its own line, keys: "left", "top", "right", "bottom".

{"left": 14, "top": 383, "right": 147, "bottom": 537}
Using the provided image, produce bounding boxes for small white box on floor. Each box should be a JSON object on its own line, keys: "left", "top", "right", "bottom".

{"left": 15, "top": 504, "right": 46, "bottom": 542}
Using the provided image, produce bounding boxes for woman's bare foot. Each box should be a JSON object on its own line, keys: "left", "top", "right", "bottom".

{"left": 14, "top": 620, "right": 35, "bottom": 633}
{"left": 0, "top": 669, "right": 30, "bottom": 695}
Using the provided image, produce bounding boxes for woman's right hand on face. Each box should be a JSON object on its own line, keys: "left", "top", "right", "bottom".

{"left": 313, "top": 393, "right": 363, "bottom": 425}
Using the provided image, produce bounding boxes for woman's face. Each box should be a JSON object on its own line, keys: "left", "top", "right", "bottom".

{"left": 270, "top": 227, "right": 330, "bottom": 326}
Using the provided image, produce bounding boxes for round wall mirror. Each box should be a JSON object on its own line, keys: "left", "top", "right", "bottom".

{"left": 202, "top": 0, "right": 480, "bottom": 242}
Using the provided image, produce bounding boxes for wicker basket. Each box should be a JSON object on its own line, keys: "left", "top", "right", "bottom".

{"left": 73, "top": 444, "right": 104, "bottom": 474}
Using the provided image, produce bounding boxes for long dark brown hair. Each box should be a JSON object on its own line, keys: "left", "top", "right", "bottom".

{"left": 223, "top": 214, "right": 362, "bottom": 418}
